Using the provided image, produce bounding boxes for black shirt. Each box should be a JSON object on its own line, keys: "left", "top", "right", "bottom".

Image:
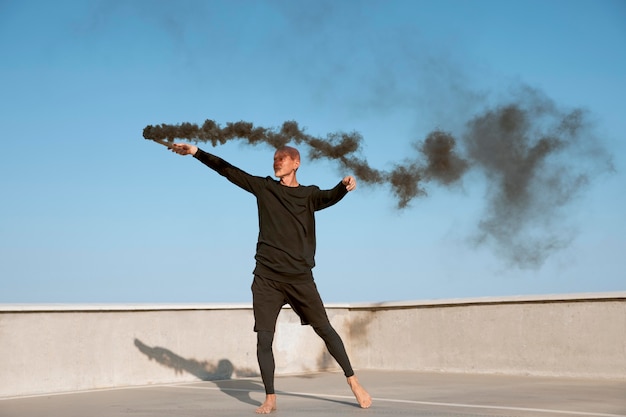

{"left": 194, "top": 149, "right": 348, "bottom": 283}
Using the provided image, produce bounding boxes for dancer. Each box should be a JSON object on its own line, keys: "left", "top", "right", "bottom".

{"left": 168, "top": 143, "right": 372, "bottom": 413}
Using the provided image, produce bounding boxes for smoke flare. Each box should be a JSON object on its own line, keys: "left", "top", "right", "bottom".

{"left": 143, "top": 88, "right": 611, "bottom": 268}
{"left": 143, "top": 121, "right": 466, "bottom": 208}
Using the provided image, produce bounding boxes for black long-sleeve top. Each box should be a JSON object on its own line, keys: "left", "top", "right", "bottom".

{"left": 194, "top": 149, "right": 348, "bottom": 283}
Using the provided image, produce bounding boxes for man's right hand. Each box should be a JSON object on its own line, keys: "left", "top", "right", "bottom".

{"left": 170, "top": 143, "right": 198, "bottom": 156}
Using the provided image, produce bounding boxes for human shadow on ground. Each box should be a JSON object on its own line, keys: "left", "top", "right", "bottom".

{"left": 134, "top": 338, "right": 261, "bottom": 406}
{"left": 134, "top": 338, "right": 358, "bottom": 409}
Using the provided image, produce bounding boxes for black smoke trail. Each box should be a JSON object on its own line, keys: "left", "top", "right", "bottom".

{"left": 143, "top": 88, "right": 611, "bottom": 268}
{"left": 461, "top": 88, "right": 611, "bottom": 267}
{"left": 143, "top": 120, "right": 467, "bottom": 209}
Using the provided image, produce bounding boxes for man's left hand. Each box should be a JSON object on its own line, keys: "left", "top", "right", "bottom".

{"left": 342, "top": 176, "right": 357, "bottom": 192}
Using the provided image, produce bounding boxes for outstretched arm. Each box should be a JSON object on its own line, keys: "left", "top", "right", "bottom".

{"left": 342, "top": 175, "right": 357, "bottom": 192}
{"left": 169, "top": 143, "right": 198, "bottom": 156}
{"left": 313, "top": 176, "right": 356, "bottom": 211}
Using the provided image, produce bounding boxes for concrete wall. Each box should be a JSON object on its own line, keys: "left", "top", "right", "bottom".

{"left": 1, "top": 293, "right": 625, "bottom": 398}
{"left": 347, "top": 294, "right": 626, "bottom": 379}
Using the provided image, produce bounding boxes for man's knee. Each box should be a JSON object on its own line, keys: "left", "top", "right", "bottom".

{"left": 313, "top": 324, "right": 340, "bottom": 341}
{"left": 257, "top": 330, "right": 274, "bottom": 352}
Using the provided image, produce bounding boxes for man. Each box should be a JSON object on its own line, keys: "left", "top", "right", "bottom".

{"left": 168, "top": 143, "right": 372, "bottom": 414}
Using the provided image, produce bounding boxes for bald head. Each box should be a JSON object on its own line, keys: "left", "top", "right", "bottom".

{"left": 275, "top": 146, "right": 300, "bottom": 162}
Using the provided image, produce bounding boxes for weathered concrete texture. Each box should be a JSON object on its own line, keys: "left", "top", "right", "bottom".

{"left": 348, "top": 297, "right": 626, "bottom": 379}
{"left": 1, "top": 370, "right": 625, "bottom": 417}
{"left": 1, "top": 293, "right": 625, "bottom": 398}
{"left": 0, "top": 308, "right": 258, "bottom": 397}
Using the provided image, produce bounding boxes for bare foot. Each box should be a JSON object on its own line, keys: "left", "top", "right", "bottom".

{"left": 347, "top": 375, "right": 372, "bottom": 408}
{"left": 255, "top": 394, "right": 277, "bottom": 414}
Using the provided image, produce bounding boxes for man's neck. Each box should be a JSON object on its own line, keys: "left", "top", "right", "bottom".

{"left": 280, "top": 174, "right": 299, "bottom": 187}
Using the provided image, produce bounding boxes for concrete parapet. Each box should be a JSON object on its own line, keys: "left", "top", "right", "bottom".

{"left": 1, "top": 293, "right": 624, "bottom": 398}
{"left": 346, "top": 293, "right": 626, "bottom": 379}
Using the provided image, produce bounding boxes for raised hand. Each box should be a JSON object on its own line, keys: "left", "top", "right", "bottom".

{"left": 342, "top": 175, "right": 357, "bottom": 192}
{"left": 170, "top": 143, "right": 198, "bottom": 156}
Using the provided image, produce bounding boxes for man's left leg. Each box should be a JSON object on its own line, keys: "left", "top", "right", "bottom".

{"left": 312, "top": 324, "right": 353, "bottom": 376}
{"left": 286, "top": 281, "right": 372, "bottom": 409}
{"left": 313, "top": 324, "right": 372, "bottom": 408}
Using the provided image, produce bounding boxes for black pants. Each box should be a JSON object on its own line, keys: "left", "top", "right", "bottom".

{"left": 252, "top": 276, "right": 355, "bottom": 394}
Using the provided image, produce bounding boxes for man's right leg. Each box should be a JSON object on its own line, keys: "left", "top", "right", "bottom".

{"left": 252, "top": 276, "right": 285, "bottom": 414}
{"left": 256, "top": 330, "right": 276, "bottom": 394}
{"left": 256, "top": 330, "right": 277, "bottom": 414}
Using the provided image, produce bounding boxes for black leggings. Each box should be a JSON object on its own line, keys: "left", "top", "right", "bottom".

{"left": 257, "top": 325, "right": 354, "bottom": 395}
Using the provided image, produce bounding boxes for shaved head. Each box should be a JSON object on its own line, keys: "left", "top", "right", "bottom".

{"left": 275, "top": 146, "right": 300, "bottom": 162}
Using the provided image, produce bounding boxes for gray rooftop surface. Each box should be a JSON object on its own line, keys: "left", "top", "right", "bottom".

{"left": 1, "top": 370, "right": 625, "bottom": 417}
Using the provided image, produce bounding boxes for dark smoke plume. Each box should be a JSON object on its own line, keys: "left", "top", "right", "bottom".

{"left": 143, "top": 121, "right": 467, "bottom": 208}
{"left": 461, "top": 88, "right": 611, "bottom": 267}
{"left": 143, "top": 88, "right": 611, "bottom": 268}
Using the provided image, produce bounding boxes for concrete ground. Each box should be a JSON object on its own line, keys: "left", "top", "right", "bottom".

{"left": 1, "top": 370, "right": 625, "bottom": 417}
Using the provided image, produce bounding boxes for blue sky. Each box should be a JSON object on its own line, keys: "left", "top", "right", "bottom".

{"left": 1, "top": 0, "right": 624, "bottom": 304}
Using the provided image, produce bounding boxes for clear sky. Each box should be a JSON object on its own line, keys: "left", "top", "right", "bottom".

{"left": 1, "top": 0, "right": 624, "bottom": 304}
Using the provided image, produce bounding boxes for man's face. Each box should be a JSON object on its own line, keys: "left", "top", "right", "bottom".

{"left": 273, "top": 150, "right": 299, "bottom": 178}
